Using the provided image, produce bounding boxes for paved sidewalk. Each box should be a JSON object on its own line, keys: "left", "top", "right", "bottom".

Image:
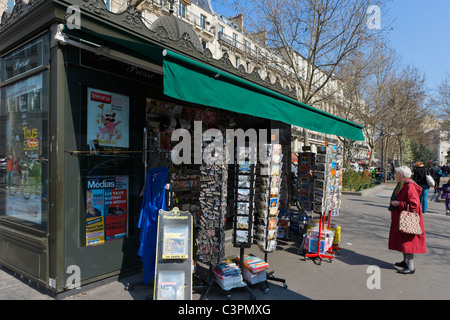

{"left": 1, "top": 183, "right": 449, "bottom": 300}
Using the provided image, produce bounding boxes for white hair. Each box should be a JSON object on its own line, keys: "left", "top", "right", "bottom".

{"left": 396, "top": 166, "right": 412, "bottom": 178}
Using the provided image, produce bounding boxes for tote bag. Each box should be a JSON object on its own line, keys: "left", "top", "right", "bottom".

{"left": 426, "top": 173, "right": 435, "bottom": 187}
{"left": 399, "top": 208, "right": 422, "bottom": 235}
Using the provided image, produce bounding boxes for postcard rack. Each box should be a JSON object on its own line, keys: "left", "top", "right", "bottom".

{"left": 254, "top": 143, "right": 287, "bottom": 291}
{"left": 303, "top": 144, "right": 343, "bottom": 264}
{"left": 305, "top": 145, "right": 335, "bottom": 264}
{"left": 232, "top": 145, "right": 256, "bottom": 249}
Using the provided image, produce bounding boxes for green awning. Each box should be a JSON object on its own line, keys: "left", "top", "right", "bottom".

{"left": 162, "top": 50, "right": 364, "bottom": 141}
{"left": 61, "top": 26, "right": 364, "bottom": 141}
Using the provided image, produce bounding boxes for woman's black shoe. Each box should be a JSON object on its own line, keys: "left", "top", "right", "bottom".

{"left": 394, "top": 261, "right": 408, "bottom": 268}
{"left": 397, "top": 268, "right": 415, "bottom": 275}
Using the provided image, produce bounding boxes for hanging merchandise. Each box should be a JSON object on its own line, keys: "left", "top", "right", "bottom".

{"left": 330, "top": 145, "right": 344, "bottom": 216}
{"left": 137, "top": 167, "right": 169, "bottom": 285}
{"left": 169, "top": 167, "right": 200, "bottom": 222}
{"left": 196, "top": 134, "right": 227, "bottom": 265}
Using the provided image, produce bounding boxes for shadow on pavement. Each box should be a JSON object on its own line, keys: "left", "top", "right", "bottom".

{"left": 336, "top": 248, "right": 396, "bottom": 270}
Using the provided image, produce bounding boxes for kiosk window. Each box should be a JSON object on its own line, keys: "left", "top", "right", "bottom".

{"left": 0, "top": 71, "right": 50, "bottom": 231}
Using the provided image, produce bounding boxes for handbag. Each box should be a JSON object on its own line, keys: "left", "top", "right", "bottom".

{"left": 426, "top": 173, "right": 435, "bottom": 187}
{"left": 399, "top": 205, "right": 422, "bottom": 235}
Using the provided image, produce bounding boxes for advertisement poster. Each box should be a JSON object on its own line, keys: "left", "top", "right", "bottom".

{"left": 4, "top": 73, "right": 44, "bottom": 224}
{"left": 86, "top": 176, "right": 128, "bottom": 246}
{"left": 87, "top": 88, "right": 129, "bottom": 148}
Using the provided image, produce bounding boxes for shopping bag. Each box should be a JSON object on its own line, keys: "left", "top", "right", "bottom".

{"left": 399, "top": 209, "right": 422, "bottom": 235}
{"left": 426, "top": 174, "right": 435, "bottom": 187}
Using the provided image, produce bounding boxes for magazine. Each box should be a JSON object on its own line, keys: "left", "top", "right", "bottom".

{"left": 162, "top": 225, "right": 189, "bottom": 259}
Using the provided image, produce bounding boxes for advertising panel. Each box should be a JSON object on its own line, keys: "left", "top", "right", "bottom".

{"left": 86, "top": 88, "right": 129, "bottom": 149}
{"left": 85, "top": 176, "right": 128, "bottom": 246}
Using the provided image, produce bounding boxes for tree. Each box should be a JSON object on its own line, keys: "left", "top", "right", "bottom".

{"left": 382, "top": 65, "right": 427, "bottom": 177}
{"left": 225, "top": 0, "right": 388, "bottom": 144}
{"left": 409, "top": 141, "right": 435, "bottom": 166}
{"left": 431, "top": 73, "right": 450, "bottom": 126}
{"left": 340, "top": 44, "right": 398, "bottom": 166}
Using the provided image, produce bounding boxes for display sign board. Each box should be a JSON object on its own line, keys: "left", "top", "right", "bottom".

{"left": 154, "top": 207, "right": 192, "bottom": 300}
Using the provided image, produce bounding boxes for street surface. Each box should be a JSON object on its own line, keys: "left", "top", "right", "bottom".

{"left": 0, "top": 183, "right": 449, "bottom": 300}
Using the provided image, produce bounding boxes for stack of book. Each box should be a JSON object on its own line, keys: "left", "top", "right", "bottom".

{"left": 212, "top": 260, "right": 245, "bottom": 291}
{"left": 235, "top": 254, "right": 269, "bottom": 284}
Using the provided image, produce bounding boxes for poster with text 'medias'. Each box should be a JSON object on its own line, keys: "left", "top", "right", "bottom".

{"left": 87, "top": 88, "right": 129, "bottom": 149}
{"left": 86, "top": 176, "right": 129, "bottom": 246}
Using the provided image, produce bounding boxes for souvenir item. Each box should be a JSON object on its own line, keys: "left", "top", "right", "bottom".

{"left": 232, "top": 146, "right": 255, "bottom": 248}
{"left": 196, "top": 138, "right": 227, "bottom": 265}
{"left": 253, "top": 144, "right": 283, "bottom": 253}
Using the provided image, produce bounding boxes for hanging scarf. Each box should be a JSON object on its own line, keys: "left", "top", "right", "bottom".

{"left": 388, "top": 179, "right": 408, "bottom": 211}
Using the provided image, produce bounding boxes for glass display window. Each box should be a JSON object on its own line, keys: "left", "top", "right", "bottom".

{"left": 0, "top": 71, "right": 49, "bottom": 231}
{"left": 0, "top": 34, "right": 50, "bottom": 231}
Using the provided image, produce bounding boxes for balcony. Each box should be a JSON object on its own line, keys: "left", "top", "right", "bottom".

{"left": 218, "top": 32, "right": 268, "bottom": 63}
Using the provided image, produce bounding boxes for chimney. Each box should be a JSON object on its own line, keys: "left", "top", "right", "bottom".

{"left": 229, "top": 13, "right": 243, "bottom": 31}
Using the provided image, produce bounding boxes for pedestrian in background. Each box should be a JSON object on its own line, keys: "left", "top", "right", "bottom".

{"left": 6, "top": 154, "right": 16, "bottom": 188}
{"left": 412, "top": 162, "right": 431, "bottom": 214}
{"left": 430, "top": 161, "right": 443, "bottom": 193}
{"left": 436, "top": 178, "right": 450, "bottom": 215}
{"left": 388, "top": 166, "right": 427, "bottom": 274}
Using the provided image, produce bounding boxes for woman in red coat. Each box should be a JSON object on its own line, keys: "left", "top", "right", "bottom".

{"left": 388, "top": 166, "right": 427, "bottom": 274}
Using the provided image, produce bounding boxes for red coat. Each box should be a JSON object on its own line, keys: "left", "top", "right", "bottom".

{"left": 388, "top": 180, "right": 427, "bottom": 254}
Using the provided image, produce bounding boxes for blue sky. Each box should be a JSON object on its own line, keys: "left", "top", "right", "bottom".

{"left": 210, "top": 0, "right": 450, "bottom": 93}
{"left": 385, "top": 0, "right": 450, "bottom": 92}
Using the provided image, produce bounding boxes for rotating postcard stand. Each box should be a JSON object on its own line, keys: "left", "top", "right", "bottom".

{"left": 304, "top": 146, "right": 335, "bottom": 265}
{"left": 225, "top": 145, "right": 257, "bottom": 300}
{"left": 254, "top": 144, "right": 287, "bottom": 292}
{"left": 153, "top": 207, "right": 193, "bottom": 300}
